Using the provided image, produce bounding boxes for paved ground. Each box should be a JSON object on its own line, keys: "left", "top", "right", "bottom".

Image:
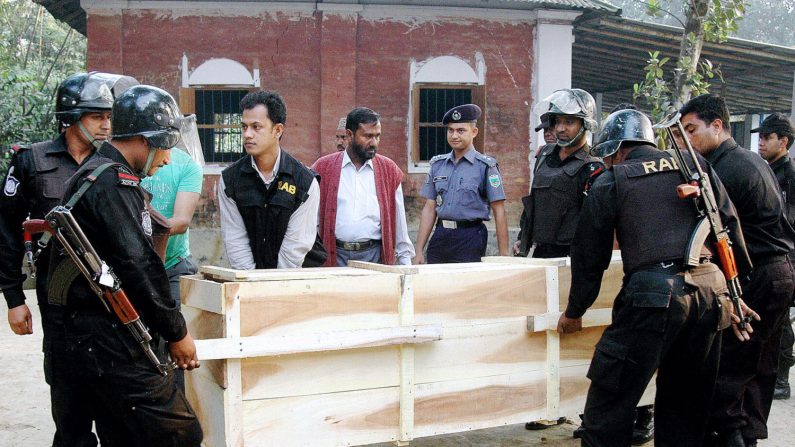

{"left": 1, "top": 292, "right": 793, "bottom": 446}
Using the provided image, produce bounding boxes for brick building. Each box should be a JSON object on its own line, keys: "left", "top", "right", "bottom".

{"left": 36, "top": 0, "right": 619, "bottom": 240}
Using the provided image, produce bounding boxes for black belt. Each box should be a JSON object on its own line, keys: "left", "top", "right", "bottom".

{"left": 751, "top": 253, "right": 788, "bottom": 267}
{"left": 335, "top": 239, "right": 378, "bottom": 251}
{"left": 638, "top": 258, "right": 713, "bottom": 274}
{"left": 436, "top": 219, "right": 482, "bottom": 229}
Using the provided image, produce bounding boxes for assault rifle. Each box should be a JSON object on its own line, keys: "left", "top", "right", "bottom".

{"left": 654, "top": 112, "right": 748, "bottom": 330}
{"left": 23, "top": 206, "right": 175, "bottom": 375}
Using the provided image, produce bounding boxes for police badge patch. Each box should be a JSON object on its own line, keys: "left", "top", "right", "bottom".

{"left": 3, "top": 167, "right": 20, "bottom": 197}
{"left": 141, "top": 210, "right": 153, "bottom": 236}
{"left": 488, "top": 174, "right": 501, "bottom": 188}
{"left": 452, "top": 111, "right": 462, "bottom": 121}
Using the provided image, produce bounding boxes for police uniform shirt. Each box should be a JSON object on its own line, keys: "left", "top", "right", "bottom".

{"left": 419, "top": 147, "right": 505, "bottom": 221}
{"left": 217, "top": 148, "right": 320, "bottom": 269}
{"left": 564, "top": 145, "right": 746, "bottom": 318}
{"left": 769, "top": 155, "right": 795, "bottom": 227}
{"left": 705, "top": 138, "right": 793, "bottom": 267}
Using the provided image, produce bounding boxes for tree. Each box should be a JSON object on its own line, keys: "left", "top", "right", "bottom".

{"left": 632, "top": 0, "right": 748, "bottom": 120}
{"left": 0, "top": 0, "right": 86, "bottom": 175}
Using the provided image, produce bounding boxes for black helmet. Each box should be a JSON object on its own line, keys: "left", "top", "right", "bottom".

{"left": 592, "top": 109, "right": 656, "bottom": 158}
{"left": 534, "top": 88, "right": 598, "bottom": 132}
{"left": 111, "top": 85, "right": 182, "bottom": 149}
{"left": 55, "top": 72, "right": 139, "bottom": 126}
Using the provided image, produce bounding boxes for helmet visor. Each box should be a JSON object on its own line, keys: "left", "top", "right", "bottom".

{"left": 174, "top": 114, "right": 205, "bottom": 165}
{"left": 533, "top": 90, "right": 585, "bottom": 117}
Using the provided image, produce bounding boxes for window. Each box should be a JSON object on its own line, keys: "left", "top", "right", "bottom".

{"left": 411, "top": 83, "right": 485, "bottom": 164}
{"left": 180, "top": 88, "right": 250, "bottom": 163}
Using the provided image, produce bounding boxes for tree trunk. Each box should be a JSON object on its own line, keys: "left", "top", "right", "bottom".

{"left": 673, "top": 0, "right": 711, "bottom": 109}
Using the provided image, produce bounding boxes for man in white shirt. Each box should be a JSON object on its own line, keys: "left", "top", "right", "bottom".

{"left": 218, "top": 90, "right": 322, "bottom": 269}
{"left": 312, "top": 107, "right": 414, "bottom": 266}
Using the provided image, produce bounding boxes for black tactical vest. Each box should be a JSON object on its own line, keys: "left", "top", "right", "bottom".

{"left": 222, "top": 151, "right": 318, "bottom": 269}
{"left": 530, "top": 147, "right": 600, "bottom": 245}
{"left": 613, "top": 147, "right": 701, "bottom": 273}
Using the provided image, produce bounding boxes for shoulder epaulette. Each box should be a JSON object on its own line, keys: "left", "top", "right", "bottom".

{"left": 10, "top": 143, "right": 30, "bottom": 153}
{"left": 429, "top": 154, "right": 446, "bottom": 165}
{"left": 475, "top": 152, "right": 497, "bottom": 168}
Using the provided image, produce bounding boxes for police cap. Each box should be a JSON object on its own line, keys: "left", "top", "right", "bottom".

{"left": 750, "top": 112, "right": 794, "bottom": 139}
{"left": 442, "top": 104, "right": 481, "bottom": 125}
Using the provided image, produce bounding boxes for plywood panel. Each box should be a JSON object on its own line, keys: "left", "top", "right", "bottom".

{"left": 560, "top": 326, "right": 604, "bottom": 367}
{"left": 242, "top": 346, "right": 400, "bottom": 401}
{"left": 181, "top": 274, "right": 226, "bottom": 314}
{"left": 414, "top": 319, "right": 547, "bottom": 384}
{"left": 236, "top": 274, "right": 402, "bottom": 337}
{"left": 186, "top": 368, "right": 229, "bottom": 447}
{"left": 413, "top": 371, "right": 548, "bottom": 438}
{"left": 183, "top": 306, "right": 227, "bottom": 387}
{"left": 413, "top": 265, "right": 548, "bottom": 324}
{"left": 558, "top": 260, "right": 624, "bottom": 312}
{"left": 242, "top": 388, "right": 400, "bottom": 447}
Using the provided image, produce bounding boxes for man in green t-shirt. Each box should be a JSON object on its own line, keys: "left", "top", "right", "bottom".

{"left": 141, "top": 147, "right": 203, "bottom": 303}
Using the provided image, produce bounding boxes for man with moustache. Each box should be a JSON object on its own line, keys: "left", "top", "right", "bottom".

{"left": 312, "top": 107, "right": 414, "bottom": 266}
{"left": 46, "top": 85, "right": 202, "bottom": 446}
{"left": 752, "top": 112, "right": 795, "bottom": 401}
{"left": 513, "top": 89, "right": 604, "bottom": 259}
{"left": 334, "top": 117, "right": 349, "bottom": 152}
{"left": 218, "top": 90, "right": 322, "bottom": 269}
{"left": 0, "top": 71, "right": 137, "bottom": 447}
{"left": 680, "top": 94, "right": 795, "bottom": 446}
{"left": 413, "top": 104, "right": 509, "bottom": 264}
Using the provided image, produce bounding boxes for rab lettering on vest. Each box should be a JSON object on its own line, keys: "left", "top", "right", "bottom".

{"left": 278, "top": 181, "right": 296, "bottom": 195}
{"left": 642, "top": 157, "right": 679, "bottom": 174}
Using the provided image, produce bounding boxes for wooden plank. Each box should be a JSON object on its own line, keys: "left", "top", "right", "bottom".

{"left": 482, "top": 255, "right": 568, "bottom": 267}
{"left": 181, "top": 274, "right": 226, "bottom": 315}
{"left": 195, "top": 324, "right": 442, "bottom": 360}
{"left": 237, "top": 274, "right": 403, "bottom": 337}
{"left": 544, "top": 265, "right": 561, "bottom": 422}
{"left": 348, "top": 260, "right": 419, "bottom": 274}
{"left": 199, "top": 265, "right": 374, "bottom": 282}
{"left": 398, "top": 274, "right": 415, "bottom": 444}
{"left": 413, "top": 265, "right": 548, "bottom": 323}
{"left": 414, "top": 319, "right": 546, "bottom": 384}
{"left": 242, "top": 347, "right": 400, "bottom": 400}
{"left": 242, "top": 387, "right": 400, "bottom": 447}
{"left": 527, "top": 308, "right": 614, "bottom": 332}
{"left": 182, "top": 306, "right": 227, "bottom": 388}
{"left": 412, "top": 371, "right": 548, "bottom": 439}
{"left": 225, "top": 281, "right": 244, "bottom": 447}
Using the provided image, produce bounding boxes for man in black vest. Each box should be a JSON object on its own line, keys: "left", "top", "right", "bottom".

{"left": 558, "top": 109, "right": 754, "bottom": 447}
{"left": 752, "top": 112, "right": 795, "bottom": 401}
{"left": 47, "top": 85, "right": 202, "bottom": 446}
{"left": 218, "top": 90, "right": 322, "bottom": 269}
{"left": 514, "top": 88, "right": 604, "bottom": 259}
{"left": 0, "top": 71, "right": 137, "bottom": 447}
{"left": 681, "top": 95, "right": 795, "bottom": 447}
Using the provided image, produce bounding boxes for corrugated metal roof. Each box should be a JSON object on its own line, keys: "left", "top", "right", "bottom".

{"left": 34, "top": 0, "right": 620, "bottom": 36}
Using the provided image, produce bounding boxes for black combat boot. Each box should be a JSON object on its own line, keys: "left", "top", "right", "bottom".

{"left": 631, "top": 405, "right": 654, "bottom": 445}
{"left": 773, "top": 363, "right": 791, "bottom": 400}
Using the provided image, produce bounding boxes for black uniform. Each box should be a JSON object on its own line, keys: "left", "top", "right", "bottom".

{"left": 566, "top": 146, "right": 746, "bottom": 447}
{"left": 770, "top": 154, "right": 795, "bottom": 396}
{"left": 46, "top": 142, "right": 202, "bottom": 447}
{"left": 705, "top": 139, "right": 795, "bottom": 441}
{"left": 518, "top": 144, "right": 603, "bottom": 258}
{"left": 0, "top": 134, "right": 99, "bottom": 447}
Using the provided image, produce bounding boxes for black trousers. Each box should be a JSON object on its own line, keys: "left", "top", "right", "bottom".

{"left": 582, "top": 263, "right": 729, "bottom": 447}
{"left": 43, "top": 305, "right": 100, "bottom": 447}
{"left": 427, "top": 223, "right": 487, "bottom": 263}
{"left": 709, "top": 258, "right": 795, "bottom": 440}
{"left": 50, "top": 310, "right": 203, "bottom": 447}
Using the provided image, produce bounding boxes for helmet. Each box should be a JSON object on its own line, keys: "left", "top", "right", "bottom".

{"left": 111, "top": 85, "right": 183, "bottom": 149}
{"left": 533, "top": 88, "right": 598, "bottom": 132}
{"left": 55, "top": 72, "right": 139, "bottom": 126}
{"left": 592, "top": 109, "right": 656, "bottom": 158}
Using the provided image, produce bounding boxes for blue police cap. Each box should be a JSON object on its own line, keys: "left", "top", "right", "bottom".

{"left": 442, "top": 104, "right": 481, "bottom": 125}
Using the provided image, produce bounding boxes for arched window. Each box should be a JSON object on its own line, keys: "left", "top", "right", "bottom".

{"left": 409, "top": 55, "right": 485, "bottom": 171}
{"left": 179, "top": 57, "right": 259, "bottom": 164}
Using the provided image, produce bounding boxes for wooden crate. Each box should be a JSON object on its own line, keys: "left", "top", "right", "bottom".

{"left": 182, "top": 253, "right": 650, "bottom": 447}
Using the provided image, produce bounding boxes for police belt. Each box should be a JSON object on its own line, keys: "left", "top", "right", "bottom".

{"left": 637, "top": 257, "right": 713, "bottom": 275}
{"left": 436, "top": 219, "right": 483, "bottom": 230}
{"left": 336, "top": 239, "right": 379, "bottom": 251}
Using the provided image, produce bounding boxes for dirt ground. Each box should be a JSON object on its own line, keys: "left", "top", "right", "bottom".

{"left": 2, "top": 291, "right": 793, "bottom": 447}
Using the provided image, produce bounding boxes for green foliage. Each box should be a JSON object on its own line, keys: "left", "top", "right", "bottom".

{"left": 632, "top": 0, "right": 740, "bottom": 121}
{"left": 0, "top": 0, "right": 86, "bottom": 161}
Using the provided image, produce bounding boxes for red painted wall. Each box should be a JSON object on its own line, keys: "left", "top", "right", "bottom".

{"left": 87, "top": 9, "right": 534, "bottom": 226}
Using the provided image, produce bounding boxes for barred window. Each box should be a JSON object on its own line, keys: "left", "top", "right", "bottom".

{"left": 179, "top": 88, "right": 251, "bottom": 163}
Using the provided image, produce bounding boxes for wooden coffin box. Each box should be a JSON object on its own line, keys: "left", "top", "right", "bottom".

{"left": 181, "top": 253, "right": 648, "bottom": 447}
